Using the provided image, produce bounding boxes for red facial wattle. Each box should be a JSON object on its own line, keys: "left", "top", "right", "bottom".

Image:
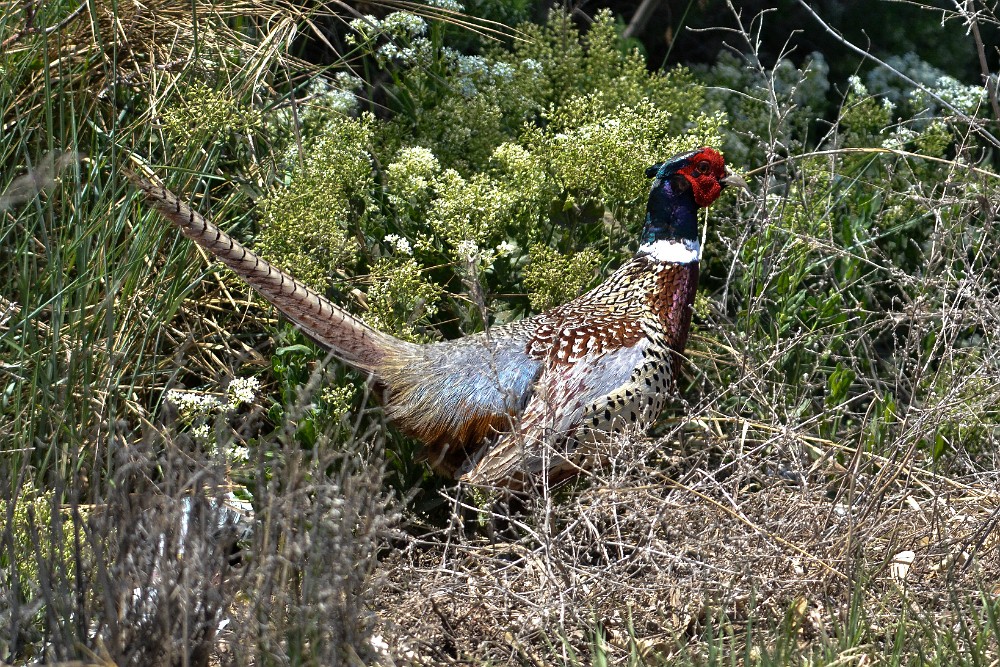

{"left": 677, "top": 148, "right": 728, "bottom": 207}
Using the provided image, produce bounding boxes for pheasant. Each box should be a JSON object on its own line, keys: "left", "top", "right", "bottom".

{"left": 134, "top": 147, "right": 745, "bottom": 489}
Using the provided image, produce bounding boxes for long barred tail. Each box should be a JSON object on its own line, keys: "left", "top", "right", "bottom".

{"left": 132, "top": 174, "right": 409, "bottom": 371}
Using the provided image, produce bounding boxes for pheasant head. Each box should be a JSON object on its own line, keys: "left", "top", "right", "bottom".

{"left": 640, "top": 147, "right": 746, "bottom": 256}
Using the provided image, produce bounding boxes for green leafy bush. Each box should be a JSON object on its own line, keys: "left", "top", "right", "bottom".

{"left": 250, "top": 9, "right": 719, "bottom": 347}
{"left": 521, "top": 243, "right": 602, "bottom": 310}
{"left": 254, "top": 114, "right": 376, "bottom": 290}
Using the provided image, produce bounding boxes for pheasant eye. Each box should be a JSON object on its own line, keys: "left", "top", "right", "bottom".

{"left": 696, "top": 160, "right": 711, "bottom": 175}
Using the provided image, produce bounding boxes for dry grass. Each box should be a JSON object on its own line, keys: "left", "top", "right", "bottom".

{"left": 376, "top": 433, "right": 1000, "bottom": 663}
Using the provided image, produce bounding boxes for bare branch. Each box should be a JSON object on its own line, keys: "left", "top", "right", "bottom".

{"left": 964, "top": 0, "right": 1000, "bottom": 123}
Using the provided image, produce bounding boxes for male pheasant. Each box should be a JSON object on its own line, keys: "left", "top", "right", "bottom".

{"left": 134, "top": 147, "right": 745, "bottom": 488}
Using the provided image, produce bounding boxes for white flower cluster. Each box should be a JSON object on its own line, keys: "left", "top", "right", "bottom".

{"left": 451, "top": 239, "right": 517, "bottom": 270}
{"left": 333, "top": 71, "right": 363, "bottom": 92}
{"left": 450, "top": 51, "right": 518, "bottom": 98}
{"left": 347, "top": 13, "right": 526, "bottom": 99}
{"left": 521, "top": 58, "right": 543, "bottom": 74}
{"left": 386, "top": 146, "right": 440, "bottom": 204}
{"left": 347, "top": 15, "right": 379, "bottom": 41}
{"left": 456, "top": 54, "right": 488, "bottom": 77}
{"left": 326, "top": 88, "right": 358, "bottom": 115}
{"left": 167, "top": 389, "right": 224, "bottom": 443}
{"left": 300, "top": 74, "right": 364, "bottom": 115}
{"left": 847, "top": 74, "right": 867, "bottom": 97}
{"left": 167, "top": 377, "right": 261, "bottom": 442}
{"left": 395, "top": 146, "right": 439, "bottom": 177}
{"left": 227, "top": 376, "right": 261, "bottom": 407}
{"left": 491, "top": 61, "right": 515, "bottom": 82}
{"left": 377, "top": 43, "right": 416, "bottom": 66}
{"left": 368, "top": 19, "right": 434, "bottom": 68}
{"left": 425, "top": 0, "right": 464, "bottom": 10}
{"left": 454, "top": 239, "right": 481, "bottom": 263}
{"left": 384, "top": 234, "right": 413, "bottom": 255}
{"left": 167, "top": 389, "right": 224, "bottom": 416}
{"left": 928, "top": 75, "right": 984, "bottom": 112}
{"left": 881, "top": 126, "right": 918, "bottom": 150}
{"left": 383, "top": 11, "right": 428, "bottom": 36}
{"left": 495, "top": 240, "right": 517, "bottom": 257}
{"left": 348, "top": 11, "right": 427, "bottom": 45}
{"left": 865, "top": 53, "right": 986, "bottom": 115}
{"left": 228, "top": 444, "right": 250, "bottom": 464}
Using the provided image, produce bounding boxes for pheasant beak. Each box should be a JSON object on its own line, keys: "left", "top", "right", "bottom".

{"left": 720, "top": 172, "right": 750, "bottom": 191}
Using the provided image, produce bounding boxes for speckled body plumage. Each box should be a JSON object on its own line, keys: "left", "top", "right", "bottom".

{"left": 457, "top": 253, "right": 700, "bottom": 486}
{"left": 134, "top": 147, "right": 744, "bottom": 489}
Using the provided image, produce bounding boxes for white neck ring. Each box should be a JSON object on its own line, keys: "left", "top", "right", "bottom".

{"left": 639, "top": 238, "right": 701, "bottom": 263}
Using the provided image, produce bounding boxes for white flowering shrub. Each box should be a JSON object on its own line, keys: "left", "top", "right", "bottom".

{"left": 167, "top": 377, "right": 260, "bottom": 455}
{"left": 254, "top": 114, "right": 376, "bottom": 290}
{"left": 250, "top": 9, "right": 719, "bottom": 347}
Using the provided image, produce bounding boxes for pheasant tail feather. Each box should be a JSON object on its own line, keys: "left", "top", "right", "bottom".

{"left": 132, "top": 175, "right": 406, "bottom": 370}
